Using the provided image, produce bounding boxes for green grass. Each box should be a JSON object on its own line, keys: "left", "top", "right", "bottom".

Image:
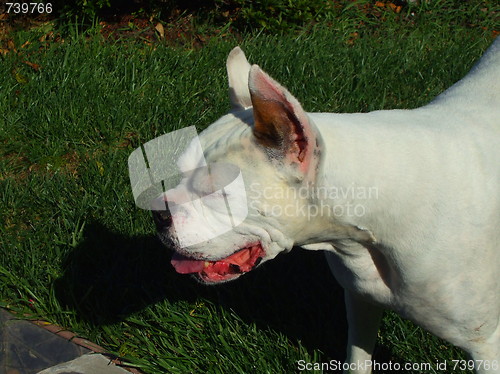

{"left": 0, "top": 2, "right": 498, "bottom": 373}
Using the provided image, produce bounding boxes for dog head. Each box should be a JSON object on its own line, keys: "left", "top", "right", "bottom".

{"left": 154, "top": 47, "right": 328, "bottom": 284}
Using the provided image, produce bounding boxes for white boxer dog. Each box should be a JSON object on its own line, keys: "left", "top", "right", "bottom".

{"left": 153, "top": 39, "right": 499, "bottom": 373}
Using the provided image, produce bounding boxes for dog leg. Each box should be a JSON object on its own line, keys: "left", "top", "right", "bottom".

{"left": 467, "top": 322, "right": 500, "bottom": 374}
{"left": 344, "top": 292, "right": 383, "bottom": 374}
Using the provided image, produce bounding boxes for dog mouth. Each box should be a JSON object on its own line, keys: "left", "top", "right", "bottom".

{"left": 170, "top": 243, "right": 265, "bottom": 283}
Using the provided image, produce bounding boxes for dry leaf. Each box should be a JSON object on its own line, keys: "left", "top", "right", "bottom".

{"left": 23, "top": 61, "right": 41, "bottom": 71}
{"left": 7, "top": 40, "right": 16, "bottom": 52}
{"left": 375, "top": 1, "right": 385, "bottom": 7}
{"left": 346, "top": 32, "right": 359, "bottom": 46}
{"left": 14, "top": 70, "right": 29, "bottom": 84}
{"left": 388, "top": 3, "right": 402, "bottom": 13}
{"left": 96, "top": 161, "right": 104, "bottom": 176}
{"left": 155, "top": 22, "right": 165, "bottom": 39}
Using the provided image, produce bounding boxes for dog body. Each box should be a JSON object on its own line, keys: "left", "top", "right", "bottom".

{"left": 156, "top": 40, "right": 499, "bottom": 373}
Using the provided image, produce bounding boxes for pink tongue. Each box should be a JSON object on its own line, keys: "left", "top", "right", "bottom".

{"left": 171, "top": 252, "right": 205, "bottom": 274}
{"left": 171, "top": 246, "right": 263, "bottom": 276}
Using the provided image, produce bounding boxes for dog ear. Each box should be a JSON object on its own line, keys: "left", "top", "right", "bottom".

{"left": 227, "top": 47, "right": 252, "bottom": 110}
{"left": 249, "top": 65, "right": 317, "bottom": 173}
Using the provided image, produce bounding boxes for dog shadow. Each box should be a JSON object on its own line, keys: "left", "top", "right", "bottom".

{"left": 55, "top": 221, "right": 396, "bottom": 368}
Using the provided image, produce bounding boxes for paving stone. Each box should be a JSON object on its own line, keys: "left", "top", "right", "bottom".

{"left": 37, "top": 354, "right": 130, "bottom": 374}
{"left": 0, "top": 310, "right": 89, "bottom": 374}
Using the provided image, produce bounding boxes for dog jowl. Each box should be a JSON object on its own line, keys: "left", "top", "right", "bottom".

{"left": 143, "top": 42, "right": 500, "bottom": 373}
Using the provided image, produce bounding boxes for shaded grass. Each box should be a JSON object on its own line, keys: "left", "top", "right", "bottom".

{"left": 1, "top": 2, "right": 497, "bottom": 373}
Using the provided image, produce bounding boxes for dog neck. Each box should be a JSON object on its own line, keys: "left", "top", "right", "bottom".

{"left": 308, "top": 106, "right": 465, "bottom": 252}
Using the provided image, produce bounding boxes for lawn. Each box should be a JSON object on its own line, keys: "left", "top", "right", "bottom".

{"left": 0, "top": 2, "right": 498, "bottom": 373}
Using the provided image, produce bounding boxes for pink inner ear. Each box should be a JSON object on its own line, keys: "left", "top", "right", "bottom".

{"left": 250, "top": 65, "right": 317, "bottom": 176}
{"left": 250, "top": 67, "right": 288, "bottom": 103}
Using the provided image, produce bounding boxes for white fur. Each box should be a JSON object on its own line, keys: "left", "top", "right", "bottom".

{"left": 164, "top": 40, "right": 499, "bottom": 373}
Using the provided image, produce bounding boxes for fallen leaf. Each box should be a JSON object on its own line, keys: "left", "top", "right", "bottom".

{"left": 155, "top": 22, "right": 165, "bottom": 39}
{"left": 346, "top": 32, "right": 359, "bottom": 45}
{"left": 96, "top": 161, "right": 104, "bottom": 176}
{"left": 14, "top": 70, "right": 29, "bottom": 84}
{"left": 7, "top": 40, "right": 16, "bottom": 52}
{"left": 375, "top": 1, "right": 385, "bottom": 7}
{"left": 23, "top": 61, "right": 41, "bottom": 71}
{"left": 388, "top": 2, "right": 402, "bottom": 13}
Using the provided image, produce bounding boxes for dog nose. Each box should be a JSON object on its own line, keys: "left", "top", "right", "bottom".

{"left": 152, "top": 209, "right": 172, "bottom": 229}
